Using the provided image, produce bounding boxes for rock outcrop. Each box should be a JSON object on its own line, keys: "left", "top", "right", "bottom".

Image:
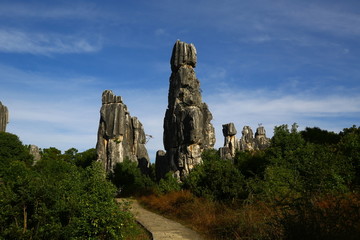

{"left": 239, "top": 126, "right": 256, "bottom": 151}
{"left": 220, "top": 124, "right": 270, "bottom": 159}
{"left": 96, "top": 90, "right": 150, "bottom": 173}
{"left": 0, "top": 101, "right": 9, "bottom": 132}
{"left": 239, "top": 125, "right": 270, "bottom": 151}
{"left": 29, "top": 145, "right": 41, "bottom": 165}
{"left": 156, "top": 40, "right": 216, "bottom": 180}
{"left": 254, "top": 126, "right": 270, "bottom": 150}
{"left": 219, "top": 123, "right": 238, "bottom": 159}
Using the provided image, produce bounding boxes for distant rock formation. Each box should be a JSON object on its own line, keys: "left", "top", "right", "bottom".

{"left": 96, "top": 90, "right": 150, "bottom": 173}
{"left": 239, "top": 125, "right": 270, "bottom": 151}
{"left": 29, "top": 145, "right": 41, "bottom": 165}
{"left": 239, "top": 126, "right": 256, "bottom": 151}
{"left": 219, "top": 123, "right": 238, "bottom": 159}
{"left": 254, "top": 126, "right": 271, "bottom": 150}
{"left": 156, "top": 40, "right": 216, "bottom": 180}
{"left": 220, "top": 124, "right": 270, "bottom": 159}
{"left": 0, "top": 101, "right": 9, "bottom": 132}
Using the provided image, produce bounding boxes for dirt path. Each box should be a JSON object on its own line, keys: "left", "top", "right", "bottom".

{"left": 118, "top": 199, "right": 204, "bottom": 240}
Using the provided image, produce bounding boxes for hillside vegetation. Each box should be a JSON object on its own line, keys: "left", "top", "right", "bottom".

{"left": 118, "top": 124, "right": 360, "bottom": 240}
{"left": 0, "top": 132, "right": 146, "bottom": 240}
{"left": 1, "top": 124, "right": 359, "bottom": 239}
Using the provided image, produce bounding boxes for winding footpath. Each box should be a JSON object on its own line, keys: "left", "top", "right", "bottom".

{"left": 118, "top": 199, "right": 204, "bottom": 240}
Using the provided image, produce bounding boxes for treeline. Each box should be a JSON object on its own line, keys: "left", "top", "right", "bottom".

{"left": 2, "top": 124, "right": 359, "bottom": 239}
{"left": 120, "top": 124, "right": 360, "bottom": 240}
{"left": 0, "top": 132, "right": 145, "bottom": 240}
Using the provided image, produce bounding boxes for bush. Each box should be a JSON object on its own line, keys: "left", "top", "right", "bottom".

{"left": 0, "top": 132, "right": 33, "bottom": 170}
{"left": 184, "top": 150, "right": 247, "bottom": 201}
{"left": 282, "top": 194, "right": 360, "bottom": 240}
{"left": 0, "top": 158, "right": 138, "bottom": 239}
{"left": 110, "top": 159, "right": 155, "bottom": 197}
{"left": 156, "top": 172, "right": 181, "bottom": 194}
{"left": 0, "top": 133, "right": 143, "bottom": 239}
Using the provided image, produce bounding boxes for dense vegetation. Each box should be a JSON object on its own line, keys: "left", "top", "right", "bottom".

{"left": 0, "top": 132, "right": 146, "bottom": 240}
{"left": 2, "top": 124, "right": 360, "bottom": 239}
{"left": 135, "top": 124, "right": 360, "bottom": 240}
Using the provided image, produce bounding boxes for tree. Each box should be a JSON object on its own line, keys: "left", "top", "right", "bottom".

{"left": 184, "top": 150, "right": 247, "bottom": 201}
{"left": 0, "top": 132, "right": 33, "bottom": 171}
{"left": 301, "top": 127, "right": 340, "bottom": 145}
{"left": 110, "top": 159, "right": 155, "bottom": 197}
{"left": 74, "top": 148, "right": 97, "bottom": 168}
{"left": 0, "top": 133, "right": 141, "bottom": 239}
{"left": 338, "top": 125, "right": 360, "bottom": 186}
{"left": 234, "top": 150, "right": 268, "bottom": 178}
{"left": 41, "top": 147, "right": 63, "bottom": 161}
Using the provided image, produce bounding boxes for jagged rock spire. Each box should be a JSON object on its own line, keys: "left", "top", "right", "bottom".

{"left": 96, "top": 90, "right": 150, "bottom": 173}
{"left": 220, "top": 123, "right": 238, "bottom": 159}
{"left": 156, "top": 40, "right": 215, "bottom": 180}
{"left": 170, "top": 40, "right": 197, "bottom": 71}
{"left": 220, "top": 124, "right": 271, "bottom": 159}
{"left": 0, "top": 101, "right": 9, "bottom": 132}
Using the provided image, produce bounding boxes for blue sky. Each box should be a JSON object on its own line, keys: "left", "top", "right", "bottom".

{"left": 0, "top": 0, "right": 359, "bottom": 161}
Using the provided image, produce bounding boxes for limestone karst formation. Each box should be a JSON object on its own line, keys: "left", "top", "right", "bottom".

{"left": 219, "top": 123, "right": 239, "bottom": 159}
{"left": 29, "top": 145, "right": 41, "bottom": 165}
{"left": 0, "top": 101, "right": 9, "bottom": 132}
{"left": 96, "top": 90, "right": 150, "bottom": 173}
{"left": 220, "top": 123, "right": 270, "bottom": 159}
{"left": 156, "top": 40, "right": 216, "bottom": 180}
{"left": 254, "top": 125, "right": 270, "bottom": 150}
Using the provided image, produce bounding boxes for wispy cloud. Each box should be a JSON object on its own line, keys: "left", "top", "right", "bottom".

{"left": 6, "top": 96, "right": 100, "bottom": 152}
{"left": 0, "top": 2, "right": 100, "bottom": 20}
{"left": 283, "top": 3, "right": 360, "bottom": 37}
{"left": 0, "top": 29, "right": 102, "bottom": 55}
{"left": 0, "top": 63, "right": 101, "bottom": 151}
{"left": 3, "top": 64, "right": 359, "bottom": 158}
{"left": 205, "top": 88, "right": 360, "bottom": 148}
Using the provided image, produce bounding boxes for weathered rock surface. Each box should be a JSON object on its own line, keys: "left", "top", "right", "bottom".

{"left": 239, "top": 126, "right": 256, "bottom": 151}
{"left": 29, "top": 145, "right": 41, "bottom": 165}
{"left": 157, "top": 40, "right": 216, "bottom": 180}
{"left": 170, "top": 40, "right": 197, "bottom": 72}
{"left": 220, "top": 124, "right": 270, "bottom": 158}
{"left": 155, "top": 150, "right": 169, "bottom": 181}
{"left": 0, "top": 101, "right": 9, "bottom": 132}
{"left": 254, "top": 126, "right": 270, "bottom": 150}
{"left": 239, "top": 125, "right": 270, "bottom": 151}
{"left": 220, "top": 123, "right": 238, "bottom": 159}
{"left": 96, "top": 90, "right": 150, "bottom": 173}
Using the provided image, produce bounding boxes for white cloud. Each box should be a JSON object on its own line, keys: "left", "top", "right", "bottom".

{"left": 0, "top": 2, "right": 100, "bottom": 20}
{"left": 3, "top": 75, "right": 359, "bottom": 159}
{"left": 286, "top": 4, "right": 360, "bottom": 37}
{"left": 205, "top": 89, "right": 360, "bottom": 148}
{"left": 0, "top": 29, "right": 102, "bottom": 55}
{"left": 154, "top": 28, "right": 166, "bottom": 36}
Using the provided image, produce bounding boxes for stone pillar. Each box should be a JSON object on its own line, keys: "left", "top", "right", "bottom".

{"left": 96, "top": 90, "right": 150, "bottom": 173}
{"left": 220, "top": 123, "right": 238, "bottom": 159}
{"left": 255, "top": 126, "right": 270, "bottom": 150}
{"left": 157, "top": 40, "right": 216, "bottom": 180}
{"left": 0, "top": 101, "right": 9, "bottom": 132}
{"left": 239, "top": 126, "right": 255, "bottom": 151}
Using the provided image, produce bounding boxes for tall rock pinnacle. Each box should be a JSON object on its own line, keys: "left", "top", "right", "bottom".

{"left": 0, "top": 101, "right": 9, "bottom": 132}
{"left": 157, "top": 40, "right": 216, "bottom": 180}
{"left": 96, "top": 90, "right": 150, "bottom": 173}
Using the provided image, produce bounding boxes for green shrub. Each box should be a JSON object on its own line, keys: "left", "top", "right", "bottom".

{"left": 0, "top": 132, "right": 33, "bottom": 171}
{"left": 184, "top": 150, "right": 247, "bottom": 201}
{"left": 110, "top": 159, "right": 155, "bottom": 197}
{"left": 157, "top": 172, "right": 181, "bottom": 194}
{"left": 0, "top": 133, "right": 142, "bottom": 239}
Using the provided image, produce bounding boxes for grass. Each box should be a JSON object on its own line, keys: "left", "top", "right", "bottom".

{"left": 138, "top": 191, "right": 360, "bottom": 240}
